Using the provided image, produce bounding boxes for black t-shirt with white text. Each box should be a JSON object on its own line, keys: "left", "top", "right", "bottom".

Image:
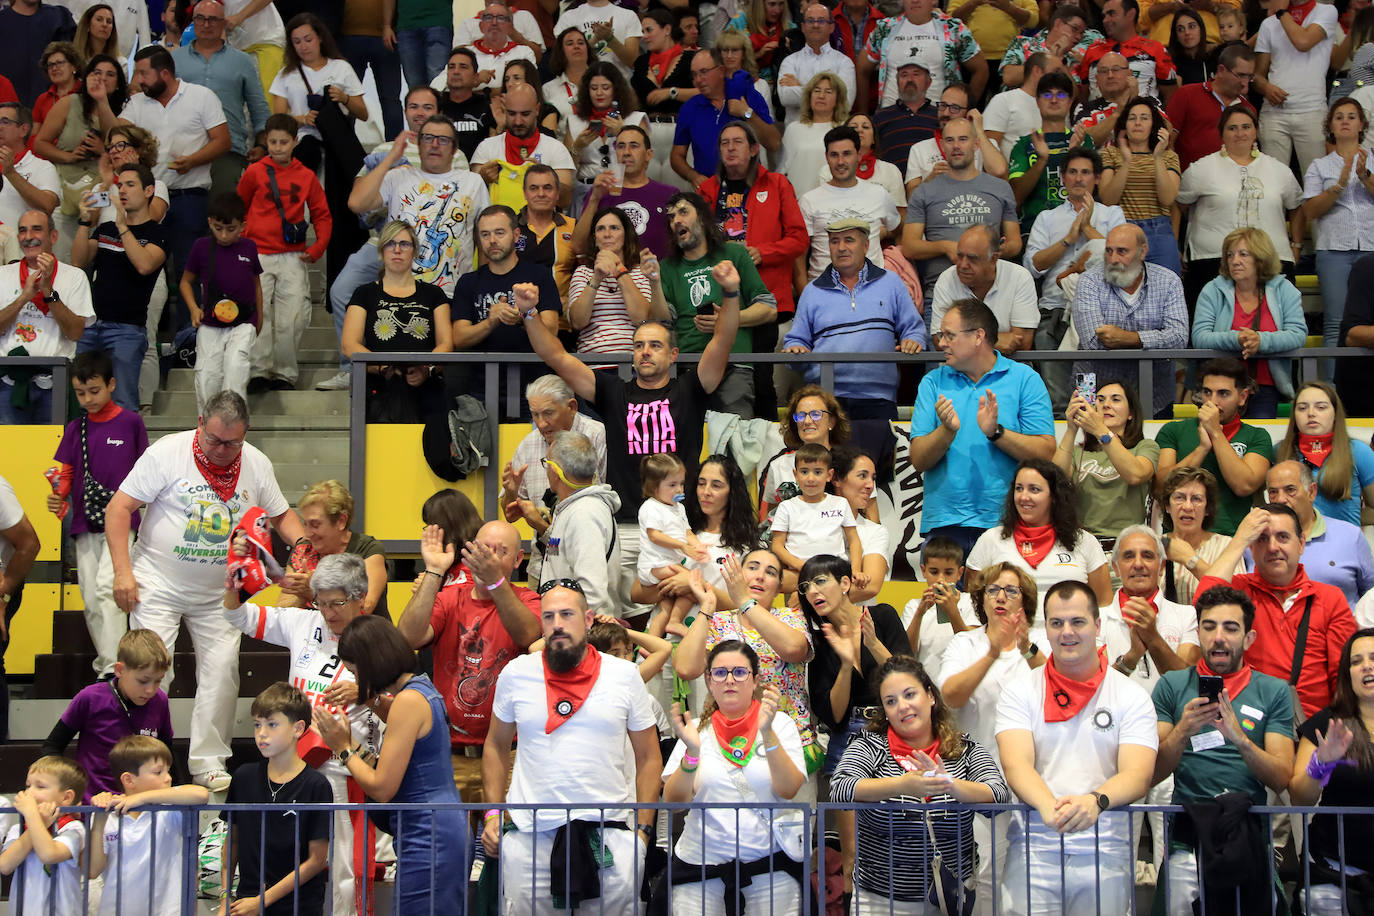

{"left": 450, "top": 258, "right": 561, "bottom": 353}
{"left": 90, "top": 220, "right": 168, "bottom": 326}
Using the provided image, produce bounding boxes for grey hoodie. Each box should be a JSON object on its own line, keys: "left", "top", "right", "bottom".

{"left": 541, "top": 483, "right": 623, "bottom": 615}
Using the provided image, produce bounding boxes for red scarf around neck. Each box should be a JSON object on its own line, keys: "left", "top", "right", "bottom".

{"left": 504, "top": 130, "right": 542, "bottom": 165}
{"left": 1286, "top": 0, "right": 1317, "bottom": 24}
{"left": 589, "top": 106, "right": 614, "bottom": 135}
{"left": 1043, "top": 646, "right": 1109, "bottom": 722}
{"left": 18, "top": 259, "right": 57, "bottom": 315}
{"left": 192, "top": 432, "right": 242, "bottom": 503}
{"left": 543, "top": 644, "right": 602, "bottom": 733}
{"left": 712, "top": 698, "right": 762, "bottom": 767}
{"left": 475, "top": 38, "right": 519, "bottom": 55}
{"left": 1220, "top": 416, "right": 1243, "bottom": 442}
{"left": 89, "top": 400, "right": 121, "bottom": 423}
{"left": 1197, "top": 657, "right": 1252, "bottom": 700}
{"left": 1013, "top": 521, "right": 1056, "bottom": 569}
{"left": 648, "top": 43, "right": 682, "bottom": 83}
{"left": 1299, "top": 433, "right": 1335, "bottom": 469}
{"left": 887, "top": 727, "right": 939, "bottom": 771}
{"left": 857, "top": 150, "right": 877, "bottom": 181}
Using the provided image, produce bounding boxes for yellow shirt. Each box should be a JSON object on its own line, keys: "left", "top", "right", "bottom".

{"left": 964, "top": 0, "right": 1040, "bottom": 62}
{"left": 1137, "top": 0, "right": 1239, "bottom": 46}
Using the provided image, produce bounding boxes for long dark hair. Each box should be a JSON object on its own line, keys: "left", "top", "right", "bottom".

{"left": 550, "top": 26, "right": 588, "bottom": 76}
{"left": 337, "top": 615, "right": 418, "bottom": 703}
{"left": 1329, "top": 628, "right": 1374, "bottom": 771}
{"left": 583, "top": 205, "right": 642, "bottom": 267}
{"left": 282, "top": 13, "right": 344, "bottom": 74}
{"left": 1111, "top": 97, "right": 1169, "bottom": 152}
{"left": 1080, "top": 380, "right": 1145, "bottom": 451}
{"left": 665, "top": 192, "right": 729, "bottom": 259}
{"left": 80, "top": 54, "right": 127, "bottom": 122}
{"left": 1167, "top": 7, "right": 1209, "bottom": 61}
{"left": 998, "top": 458, "right": 1082, "bottom": 550}
{"left": 573, "top": 60, "right": 639, "bottom": 120}
{"left": 421, "top": 488, "right": 482, "bottom": 555}
{"left": 863, "top": 655, "right": 967, "bottom": 760}
{"left": 686, "top": 454, "right": 758, "bottom": 554}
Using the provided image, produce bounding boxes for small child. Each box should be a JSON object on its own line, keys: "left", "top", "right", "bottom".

{"left": 180, "top": 193, "right": 263, "bottom": 411}
{"left": 902, "top": 536, "right": 976, "bottom": 683}
{"left": 89, "top": 735, "right": 210, "bottom": 916}
{"left": 43, "top": 628, "right": 173, "bottom": 801}
{"left": 48, "top": 351, "right": 149, "bottom": 677}
{"left": 638, "top": 454, "right": 708, "bottom": 638}
{"left": 222, "top": 682, "right": 332, "bottom": 916}
{"left": 237, "top": 113, "right": 332, "bottom": 392}
{"left": 1216, "top": 8, "right": 1248, "bottom": 43}
{"left": 0, "top": 756, "right": 88, "bottom": 916}
{"left": 770, "top": 443, "right": 866, "bottom": 586}
{"left": 588, "top": 615, "right": 674, "bottom": 684}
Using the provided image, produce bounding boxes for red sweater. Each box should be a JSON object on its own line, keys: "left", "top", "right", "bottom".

{"left": 698, "top": 167, "right": 809, "bottom": 316}
{"left": 1165, "top": 81, "right": 1257, "bottom": 172}
{"left": 1196, "top": 567, "right": 1357, "bottom": 718}
{"left": 236, "top": 156, "right": 332, "bottom": 262}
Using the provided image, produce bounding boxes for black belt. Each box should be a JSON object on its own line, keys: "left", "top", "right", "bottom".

{"left": 169, "top": 187, "right": 208, "bottom": 197}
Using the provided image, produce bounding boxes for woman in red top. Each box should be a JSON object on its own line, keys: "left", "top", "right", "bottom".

{"left": 32, "top": 43, "right": 82, "bottom": 128}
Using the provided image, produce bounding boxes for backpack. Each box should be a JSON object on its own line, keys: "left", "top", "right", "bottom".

{"left": 447, "top": 395, "right": 491, "bottom": 477}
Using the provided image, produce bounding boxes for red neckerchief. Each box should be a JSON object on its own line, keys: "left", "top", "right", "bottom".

{"left": 17, "top": 259, "right": 56, "bottom": 315}
{"left": 88, "top": 401, "right": 121, "bottom": 423}
{"left": 475, "top": 38, "right": 520, "bottom": 55}
{"left": 589, "top": 106, "right": 613, "bottom": 136}
{"left": 1246, "top": 563, "right": 1314, "bottom": 602}
{"left": 887, "top": 727, "right": 939, "bottom": 771}
{"left": 1299, "top": 433, "right": 1334, "bottom": 469}
{"left": 1043, "top": 646, "right": 1109, "bottom": 722}
{"left": 543, "top": 644, "right": 602, "bottom": 733}
{"left": 1197, "top": 657, "right": 1252, "bottom": 700}
{"left": 1012, "top": 521, "right": 1056, "bottom": 568}
{"left": 192, "top": 431, "right": 242, "bottom": 503}
{"left": 504, "top": 130, "right": 542, "bottom": 165}
{"left": 1118, "top": 588, "right": 1159, "bottom": 619}
{"left": 857, "top": 150, "right": 877, "bottom": 180}
{"left": 1286, "top": 0, "right": 1316, "bottom": 24}
{"left": 25, "top": 813, "right": 79, "bottom": 839}
{"left": 712, "top": 698, "right": 762, "bottom": 767}
{"left": 648, "top": 43, "right": 682, "bottom": 83}
{"left": 1220, "top": 416, "right": 1243, "bottom": 442}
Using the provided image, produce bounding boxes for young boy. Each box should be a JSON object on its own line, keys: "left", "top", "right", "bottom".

{"left": 48, "top": 351, "right": 149, "bottom": 677}
{"left": 902, "top": 536, "right": 976, "bottom": 682}
{"left": 180, "top": 193, "right": 263, "bottom": 411}
{"left": 43, "top": 629, "right": 173, "bottom": 801}
{"left": 0, "top": 756, "right": 88, "bottom": 916}
{"left": 237, "top": 113, "right": 332, "bottom": 393}
{"left": 89, "top": 735, "right": 210, "bottom": 916}
{"left": 222, "top": 682, "right": 332, "bottom": 916}
{"left": 1216, "top": 7, "right": 1248, "bottom": 43}
{"left": 770, "top": 443, "right": 866, "bottom": 586}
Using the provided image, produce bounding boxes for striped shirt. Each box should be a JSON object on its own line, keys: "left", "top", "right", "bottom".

{"left": 830, "top": 730, "right": 1010, "bottom": 901}
{"left": 569, "top": 264, "right": 654, "bottom": 362}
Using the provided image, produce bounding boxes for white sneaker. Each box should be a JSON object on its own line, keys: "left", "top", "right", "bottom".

{"left": 193, "top": 770, "right": 232, "bottom": 792}
{"left": 315, "top": 371, "right": 351, "bottom": 390}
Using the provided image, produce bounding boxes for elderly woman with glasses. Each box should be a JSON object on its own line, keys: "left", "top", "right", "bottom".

{"left": 277, "top": 479, "right": 391, "bottom": 617}
{"left": 1159, "top": 466, "right": 1244, "bottom": 604}
{"left": 223, "top": 550, "right": 385, "bottom": 916}
{"left": 32, "top": 42, "right": 83, "bottom": 127}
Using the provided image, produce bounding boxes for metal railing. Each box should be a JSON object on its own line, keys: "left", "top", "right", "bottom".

{"left": 0, "top": 356, "right": 71, "bottom": 425}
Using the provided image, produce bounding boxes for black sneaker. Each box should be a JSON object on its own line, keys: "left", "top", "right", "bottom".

{"left": 247, "top": 377, "right": 273, "bottom": 395}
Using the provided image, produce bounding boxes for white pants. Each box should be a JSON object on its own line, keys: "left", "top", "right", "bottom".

{"left": 195, "top": 323, "right": 255, "bottom": 412}
{"left": 323, "top": 766, "right": 357, "bottom": 916}
{"left": 139, "top": 271, "right": 168, "bottom": 410}
{"left": 852, "top": 886, "right": 944, "bottom": 915}
{"left": 251, "top": 253, "right": 311, "bottom": 384}
{"left": 671, "top": 872, "right": 800, "bottom": 916}
{"left": 973, "top": 811, "right": 1011, "bottom": 916}
{"left": 500, "top": 826, "right": 645, "bottom": 916}
{"left": 74, "top": 531, "right": 129, "bottom": 677}
{"left": 1258, "top": 106, "right": 1326, "bottom": 177}
{"left": 1132, "top": 777, "right": 1171, "bottom": 869}
{"left": 999, "top": 840, "right": 1132, "bottom": 916}
{"left": 130, "top": 600, "right": 239, "bottom": 775}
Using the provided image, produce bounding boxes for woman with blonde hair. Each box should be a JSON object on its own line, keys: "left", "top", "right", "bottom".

{"left": 715, "top": 29, "right": 774, "bottom": 117}
{"left": 75, "top": 4, "right": 121, "bottom": 64}
{"left": 277, "top": 479, "right": 391, "bottom": 616}
{"left": 1192, "top": 226, "right": 1308, "bottom": 418}
{"left": 779, "top": 71, "right": 849, "bottom": 197}
{"left": 1276, "top": 381, "right": 1374, "bottom": 526}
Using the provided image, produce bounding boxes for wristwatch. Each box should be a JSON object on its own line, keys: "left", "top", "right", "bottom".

{"left": 742, "top": 108, "right": 754, "bottom": 120}
{"left": 1091, "top": 791, "right": 1110, "bottom": 810}
{"left": 669, "top": 87, "right": 678, "bottom": 100}
{"left": 1022, "top": 643, "right": 1039, "bottom": 661}
{"left": 42, "top": 290, "right": 60, "bottom": 304}
{"left": 1099, "top": 431, "right": 1113, "bottom": 446}
{"left": 338, "top": 744, "right": 362, "bottom": 764}
{"left": 987, "top": 423, "right": 1005, "bottom": 442}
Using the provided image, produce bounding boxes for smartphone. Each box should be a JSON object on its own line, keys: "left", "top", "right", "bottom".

{"left": 1074, "top": 371, "right": 1097, "bottom": 402}
{"left": 696, "top": 302, "right": 716, "bottom": 316}
{"left": 589, "top": 119, "right": 603, "bottom": 132}
{"left": 1198, "top": 675, "right": 1223, "bottom": 705}
{"left": 90, "top": 190, "right": 111, "bottom": 208}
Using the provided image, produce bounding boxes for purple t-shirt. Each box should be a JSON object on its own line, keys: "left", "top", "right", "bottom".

{"left": 60, "top": 681, "right": 173, "bottom": 799}
{"left": 54, "top": 407, "right": 149, "bottom": 536}
{"left": 599, "top": 180, "right": 675, "bottom": 262}
{"left": 184, "top": 236, "right": 262, "bottom": 328}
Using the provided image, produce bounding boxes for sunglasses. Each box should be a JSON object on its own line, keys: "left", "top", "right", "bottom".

{"left": 538, "top": 578, "right": 585, "bottom": 595}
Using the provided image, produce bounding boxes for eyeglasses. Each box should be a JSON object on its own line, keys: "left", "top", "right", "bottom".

{"left": 418, "top": 133, "right": 455, "bottom": 146}
{"left": 202, "top": 430, "right": 245, "bottom": 449}
{"left": 317, "top": 598, "right": 353, "bottom": 609}
{"left": 0, "top": 118, "right": 18, "bottom": 128}
{"left": 46, "top": 59, "right": 72, "bottom": 69}
{"left": 691, "top": 65, "right": 722, "bottom": 78}
{"left": 1169, "top": 492, "right": 1207, "bottom": 505}
{"left": 708, "top": 666, "right": 753, "bottom": 682}
{"left": 192, "top": 14, "right": 224, "bottom": 23}
{"left": 481, "top": 13, "right": 511, "bottom": 21}
{"left": 932, "top": 327, "right": 975, "bottom": 342}
{"left": 799, "top": 574, "right": 835, "bottom": 593}
{"left": 935, "top": 101, "right": 966, "bottom": 112}
{"left": 1039, "top": 90, "right": 1070, "bottom": 100}
{"left": 107, "top": 140, "right": 133, "bottom": 153}
{"left": 984, "top": 585, "right": 1022, "bottom": 598}
{"left": 793, "top": 409, "right": 830, "bottom": 423}
{"left": 538, "top": 577, "right": 585, "bottom": 595}
{"left": 803, "top": 17, "right": 832, "bottom": 24}
{"left": 382, "top": 238, "right": 414, "bottom": 251}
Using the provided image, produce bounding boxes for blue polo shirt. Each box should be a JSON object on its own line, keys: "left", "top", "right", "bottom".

{"left": 910, "top": 353, "right": 1054, "bottom": 532}
{"left": 672, "top": 78, "right": 774, "bottom": 177}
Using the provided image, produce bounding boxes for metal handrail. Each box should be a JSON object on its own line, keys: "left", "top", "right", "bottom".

{"left": 0, "top": 355, "right": 70, "bottom": 424}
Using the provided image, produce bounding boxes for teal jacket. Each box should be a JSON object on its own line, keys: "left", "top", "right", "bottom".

{"left": 1192, "top": 275, "right": 1307, "bottom": 397}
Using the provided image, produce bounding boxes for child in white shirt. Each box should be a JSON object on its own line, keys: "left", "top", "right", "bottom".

{"left": 0, "top": 756, "right": 88, "bottom": 916}
{"left": 770, "top": 443, "right": 866, "bottom": 592}
{"left": 639, "top": 454, "right": 707, "bottom": 638}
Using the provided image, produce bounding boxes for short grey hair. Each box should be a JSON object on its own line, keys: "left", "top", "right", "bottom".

{"left": 310, "top": 553, "right": 369, "bottom": 600}
{"left": 548, "top": 431, "right": 598, "bottom": 482}
{"left": 525, "top": 374, "right": 574, "bottom": 405}
{"left": 1112, "top": 524, "right": 1165, "bottom": 568}
{"left": 1270, "top": 458, "right": 1316, "bottom": 489}
{"left": 203, "top": 390, "right": 249, "bottom": 428}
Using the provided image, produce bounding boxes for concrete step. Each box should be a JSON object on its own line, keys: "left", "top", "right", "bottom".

{"left": 145, "top": 412, "right": 350, "bottom": 432}
{"left": 163, "top": 366, "right": 347, "bottom": 392}
{"left": 273, "top": 461, "right": 351, "bottom": 498}
{"left": 151, "top": 389, "right": 349, "bottom": 417}
{"left": 34, "top": 650, "right": 289, "bottom": 700}
{"left": 9, "top": 697, "right": 270, "bottom": 742}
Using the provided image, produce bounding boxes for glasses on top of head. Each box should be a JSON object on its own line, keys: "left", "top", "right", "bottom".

{"left": 793, "top": 409, "right": 830, "bottom": 423}
{"left": 538, "top": 578, "right": 585, "bottom": 595}
{"left": 708, "top": 666, "right": 752, "bottom": 682}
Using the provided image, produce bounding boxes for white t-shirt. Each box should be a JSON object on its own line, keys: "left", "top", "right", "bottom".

{"left": 98, "top": 808, "right": 187, "bottom": 916}
{"left": 983, "top": 88, "right": 1043, "bottom": 158}
{"left": 3, "top": 817, "right": 86, "bottom": 916}
{"left": 455, "top": 9, "right": 543, "bottom": 49}
{"left": 854, "top": 515, "right": 895, "bottom": 598}
{"left": 223, "top": 0, "right": 285, "bottom": 48}
{"left": 798, "top": 180, "right": 901, "bottom": 279}
{"left": 0, "top": 260, "right": 95, "bottom": 382}
{"left": 565, "top": 111, "right": 649, "bottom": 182}
{"left": 553, "top": 2, "right": 643, "bottom": 78}
{"left": 662, "top": 712, "right": 806, "bottom": 864}
{"left": 0, "top": 150, "right": 60, "bottom": 230}
{"left": 1255, "top": 3, "right": 1339, "bottom": 112}
{"left": 470, "top": 132, "right": 577, "bottom": 172}
{"left": 905, "top": 137, "right": 985, "bottom": 185}
{"left": 638, "top": 497, "right": 690, "bottom": 581}
{"left": 120, "top": 80, "right": 228, "bottom": 190}
{"left": 966, "top": 526, "right": 1109, "bottom": 614}
{"left": 120, "top": 429, "right": 290, "bottom": 607}
{"left": 94, "top": 178, "right": 169, "bottom": 224}
{"left": 378, "top": 165, "right": 491, "bottom": 296}
{"left": 931, "top": 259, "right": 1040, "bottom": 334}
{"left": 472, "top": 42, "right": 538, "bottom": 89}
{"left": 994, "top": 665, "right": 1159, "bottom": 853}
{"left": 268, "top": 58, "right": 365, "bottom": 142}
{"left": 493, "top": 651, "right": 658, "bottom": 831}
{"left": 0, "top": 476, "right": 24, "bottom": 571}
{"left": 900, "top": 591, "right": 976, "bottom": 683}
{"left": 878, "top": 18, "right": 948, "bottom": 107}
{"left": 57, "top": 0, "right": 151, "bottom": 58}
{"left": 771, "top": 493, "right": 856, "bottom": 563}
{"left": 1176, "top": 152, "right": 1304, "bottom": 261}
{"left": 1098, "top": 591, "right": 1199, "bottom": 692}
{"left": 937, "top": 626, "right": 1048, "bottom": 768}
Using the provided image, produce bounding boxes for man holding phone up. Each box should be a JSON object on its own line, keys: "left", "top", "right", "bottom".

{"left": 1150, "top": 584, "right": 1295, "bottom": 913}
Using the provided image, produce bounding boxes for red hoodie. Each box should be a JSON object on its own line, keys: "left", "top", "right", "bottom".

{"left": 697, "top": 167, "right": 809, "bottom": 316}
{"left": 236, "top": 156, "right": 332, "bottom": 262}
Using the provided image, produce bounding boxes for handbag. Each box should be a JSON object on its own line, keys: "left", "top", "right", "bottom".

{"left": 1288, "top": 595, "right": 1315, "bottom": 727}
{"left": 265, "top": 163, "right": 308, "bottom": 246}
{"left": 922, "top": 809, "right": 975, "bottom": 915}
{"left": 79, "top": 415, "right": 115, "bottom": 532}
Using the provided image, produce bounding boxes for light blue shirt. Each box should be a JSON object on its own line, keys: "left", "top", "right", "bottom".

{"left": 171, "top": 41, "right": 270, "bottom": 156}
{"left": 1308, "top": 438, "right": 1374, "bottom": 527}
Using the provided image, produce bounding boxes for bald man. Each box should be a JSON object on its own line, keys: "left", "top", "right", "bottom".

{"left": 1071, "top": 222, "right": 1188, "bottom": 418}
{"left": 396, "top": 516, "right": 542, "bottom": 799}
{"left": 470, "top": 82, "right": 575, "bottom": 209}
{"left": 776, "top": 4, "right": 856, "bottom": 123}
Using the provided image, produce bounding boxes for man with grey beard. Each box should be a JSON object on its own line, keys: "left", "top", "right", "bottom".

{"left": 1071, "top": 223, "right": 1187, "bottom": 418}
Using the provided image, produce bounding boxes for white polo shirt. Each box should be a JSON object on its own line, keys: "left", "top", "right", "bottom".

{"left": 0, "top": 149, "right": 60, "bottom": 230}
{"left": 931, "top": 259, "right": 1040, "bottom": 334}
{"left": 938, "top": 624, "right": 1049, "bottom": 769}
{"left": 966, "top": 526, "right": 1110, "bottom": 615}
{"left": 1098, "top": 589, "right": 1199, "bottom": 691}
{"left": 122, "top": 80, "right": 228, "bottom": 190}
{"left": 982, "top": 88, "right": 1042, "bottom": 158}
{"left": 0, "top": 259, "right": 94, "bottom": 387}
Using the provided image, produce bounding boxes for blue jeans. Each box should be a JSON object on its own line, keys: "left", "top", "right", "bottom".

{"left": 1317, "top": 249, "right": 1366, "bottom": 379}
{"left": 328, "top": 242, "right": 381, "bottom": 372}
{"left": 0, "top": 378, "right": 55, "bottom": 424}
{"left": 342, "top": 34, "right": 404, "bottom": 138}
{"left": 78, "top": 321, "right": 148, "bottom": 410}
{"left": 1133, "top": 215, "right": 1182, "bottom": 277}
{"left": 395, "top": 26, "right": 452, "bottom": 91}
